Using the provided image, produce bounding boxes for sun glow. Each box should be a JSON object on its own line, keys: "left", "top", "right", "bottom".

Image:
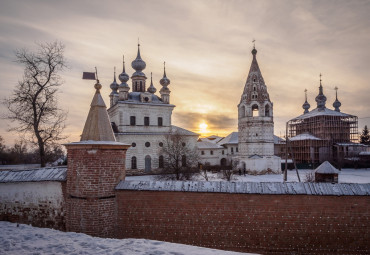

{"left": 199, "top": 122, "right": 209, "bottom": 135}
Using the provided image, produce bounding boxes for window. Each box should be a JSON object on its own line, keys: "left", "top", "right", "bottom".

{"left": 145, "top": 142, "right": 150, "bottom": 147}
{"left": 159, "top": 155, "right": 164, "bottom": 168}
{"left": 222, "top": 150, "right": 224, "bottom": 155}
{"left": 130, "top": 116, "right": 136, "bottom": 126}
{"left": 140, "top": 81, "right": 143, "bottom": 91}
{"left": 119, "top": 112, "right": 124, "bottom": 124}
{"left": 265, "top": 104, "right": 270, "bottom": 117}
{"left": 231, "top": 147, "right": 234, "bottom": 154}
{"left": 159, "top": 142, "right": 163, "bottom": 147}
{"left": 132, "top": 142, "right": 136, "bottom": 147}
{"left": 158, "top": 117, "right": 163, "bottom": 126}
{"left": 210, "top": 150, "right": 213, "bottom": 155}
{"left": 236, "top": 147, "right": 239, "bottom": 152}
{"left": 182, "top": 155, "right": 187, "bottom": 167}
{"left": 252, "top": 104, "right": 259, "bottom": 117}
{"left": 201, "top": 151, "right": 205, "bottom": 155}
{"left": 144, "top": 117, "right": 149, "bottom": 126}
{"left": 131, "top": 156, "right": 137, "bottom": 169}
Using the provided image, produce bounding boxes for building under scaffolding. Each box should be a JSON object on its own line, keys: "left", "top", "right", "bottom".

{"left": 287, "top": 80, "right": 358, "bottom": 167}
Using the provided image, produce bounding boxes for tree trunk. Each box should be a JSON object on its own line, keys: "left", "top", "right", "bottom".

{"left": 38, "top": 140, "right": 46, "bottom": 167}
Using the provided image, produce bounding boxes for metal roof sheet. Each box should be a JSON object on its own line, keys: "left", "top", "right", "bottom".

{"left": 116, "top": 180, "right": 370, "bottom": 196}
{"left": 0, "top": 167, "right": 67, "bottom": 183}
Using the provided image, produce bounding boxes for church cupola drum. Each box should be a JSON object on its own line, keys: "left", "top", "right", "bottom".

{"left": 237, "top": 46, "right": 281, "bottom": 173}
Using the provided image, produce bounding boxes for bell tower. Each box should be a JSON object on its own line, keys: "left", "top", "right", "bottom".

{"left": 237, "top": 46, "right": 281, "bottom": 173}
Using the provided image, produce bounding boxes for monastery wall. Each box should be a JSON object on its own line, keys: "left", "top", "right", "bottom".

{"left": 115, "top": 182, "right": 369, "bottom": 255}
{"left": 0, "top": 181, "right": 66, "bottom": 230}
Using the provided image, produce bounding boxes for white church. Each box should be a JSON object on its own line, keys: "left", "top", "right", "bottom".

{"left": 107, "top": 43, "right": 280, "bottom": 173}
{"left": 107, "top": 44, "right": 198, "bottom": 173}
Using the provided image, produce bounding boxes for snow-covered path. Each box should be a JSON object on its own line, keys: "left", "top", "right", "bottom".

{"left": 0, "top": 221, "right": 256, "bottom": 255}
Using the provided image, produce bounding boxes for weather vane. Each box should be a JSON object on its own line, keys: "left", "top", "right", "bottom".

{"left": 252, "top": 39, "right": 256, "bottom": 49}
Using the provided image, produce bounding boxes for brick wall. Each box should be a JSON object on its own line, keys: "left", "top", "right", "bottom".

{"left": 0, "top": 181, "right": 66, "bottom": 230}
{"left": 65, "top": 144, "right": 128, "bottom": 237}
{"left": 116, "top": 191, "right": 369, "bottom": 255}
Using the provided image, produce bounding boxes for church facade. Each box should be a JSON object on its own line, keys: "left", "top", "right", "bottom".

{"left": 107, "top": 44, "right": 198, "bottom": 172}
{"left": 237, "top": 47, "right": 281, "bottom": 173}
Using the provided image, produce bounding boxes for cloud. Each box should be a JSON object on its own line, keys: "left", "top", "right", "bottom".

{"left": 0, "top": 0, "right": 369, "bottom": 145}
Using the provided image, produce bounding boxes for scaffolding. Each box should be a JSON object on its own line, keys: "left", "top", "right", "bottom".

{"left": 287, "top": 112, "right": 358, "bottom": 164}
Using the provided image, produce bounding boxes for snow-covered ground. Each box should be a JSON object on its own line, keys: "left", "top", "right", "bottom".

{"left": 0, "top": 221, "right": 257, "bottom": 255}
{"left": 126, "top": 168, "right": 370, "bottom": 183}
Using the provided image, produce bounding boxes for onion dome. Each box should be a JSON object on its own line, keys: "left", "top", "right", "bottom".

{"left": 315, "top": 74, "right": 327, "bottom": 111}
{"left": 159, "top": 62, "right": 170, "bottom": 87}
{"left": 302, "top": 89, "right": 310, "bottom": 114}
{"left": 333, "top": 87, "right": 341, "bottom": 112}
{"left": 118, "top": 55, "right": 129, "bottom": 83}
{"left": 110, "top": 67, "right": 119, "bottom": 94}
{"left": 131, "top": 43, "right": 146, "bottom": 77}
{"left": 147, "top": 72, "right": 157, "bottom": 94}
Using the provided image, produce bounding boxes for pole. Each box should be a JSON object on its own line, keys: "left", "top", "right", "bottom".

{"left": 284, "top": 122, "right": 288, "bottom": 181}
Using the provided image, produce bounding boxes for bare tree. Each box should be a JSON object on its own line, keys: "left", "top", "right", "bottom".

{"left": 3, "top": 41, "right": 67, "bottom": 167}
{"left": 158, "top": 130, "right": 199, "bottom": 180}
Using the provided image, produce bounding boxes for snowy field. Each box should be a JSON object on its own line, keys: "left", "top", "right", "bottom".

{"left": 126, "top": 168, "right": 370, "bottom": 183}
{"left": 0, "top": 221, "right": 256, "bottom": 255}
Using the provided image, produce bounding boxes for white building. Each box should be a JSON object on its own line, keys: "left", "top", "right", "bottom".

{"left": 237, "top": 46, "right": 281, "bottom": 173}
{"left": 107, "top": 44, "right": 198, "bottom": 173}
{"left": 197, "top": 139, "right": 224, "bottom": 166}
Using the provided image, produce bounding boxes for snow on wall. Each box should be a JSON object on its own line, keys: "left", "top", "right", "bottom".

{"left": 116, "top": 180, "right": 370, "bottom": 196}
{"left": 0, "top": 181, "right": 65, "bottom": 230}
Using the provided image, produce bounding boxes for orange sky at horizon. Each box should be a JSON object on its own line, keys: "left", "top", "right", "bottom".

{"left": 1, "top": 0, "right": 370, "bottom": 146}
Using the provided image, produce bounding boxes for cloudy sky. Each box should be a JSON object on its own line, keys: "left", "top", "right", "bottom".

{"left": 0, "top": 0, "right": 369, "bottom": 146}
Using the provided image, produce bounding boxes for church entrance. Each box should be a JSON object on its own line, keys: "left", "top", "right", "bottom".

{"left": 220, "top": 158, "right": 227, "bottom": 166}
{"left": 145, "top": 155, "right": 151, "bottom": 172}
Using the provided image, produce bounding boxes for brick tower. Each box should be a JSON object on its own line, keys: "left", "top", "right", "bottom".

{"left": 64, "top": 80, "right": 130, "bottom": 237}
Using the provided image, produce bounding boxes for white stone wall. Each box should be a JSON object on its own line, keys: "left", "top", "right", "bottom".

{"left": 116, "top": 134, "right": 198, "bottom": 171}
{"left": 109, "top": 103, "right": 174, "bottom": 133}
{"left": 0, "top": 181, "right": 65, "bottom": 228}
{"left": 198, "top": 148, "right": 224, "bottom": 166}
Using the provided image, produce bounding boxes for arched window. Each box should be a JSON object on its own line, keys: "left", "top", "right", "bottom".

{"left": 131, "top": 156, "right": 137, "bottom": 169}
{"left": 182, "top": 155, "right": 187, "bottom": 167}
{"left": 158, "top": 117, "right": 163, "bottom": 126}
{"left": 252, "top": 104, "right": 259, "bottom": 117}
{"left": 145, "top": 155, "right": 151, "bottom": 172}
{"left": 159, "top": 155, "right": 164, "bottom": 168}
{"left": 240, "top": 105, "right": 245, "bottom": 118}
{"left": 265, "top": 104, "right": 270, "bottom": 117}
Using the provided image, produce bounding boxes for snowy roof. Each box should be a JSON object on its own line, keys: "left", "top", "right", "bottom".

{"left": 116, "top": 180, "right": 370, "bottom": 196}
{"left": 171, "top": 125, "right": 199, "bottom": 136}
{"left": 291, "top": 107, "right": 355, "bottom": 121}
{"left": 0, "top": 167, "right": 67, "bottom": 183}
{"left": 315, "top": 161, "right": 339, "bottom": 174}
{"left": 200, "top": 135, "right": 224, "bottom": 144}
{"left": 217, "top": 132, "right": 284, "bottom": 145}
{"left": 115, "top": 126, "right": 199, "bottom": 136}
{"left": 117, "top": 92, "right": 175, "bottom": 107}
{"left": 218, "top": 132, "right": 238, "bottom": 145}
{"left": 290, "top": 133, "right": 321, "bottom": 141}
{"left": 359, "top": 151, "right": 370, "bottom": 155}
{"left": 336, "top": 142, "right": 366, "bottom": 147}
{"left": 65, "top": 140, "right": 130, "bottom": 146}
{"left": 274, "top": 135, "right": 285, "bottom": 144}
{"left": 197, "top": 140, "right": 224, "bottom": 149}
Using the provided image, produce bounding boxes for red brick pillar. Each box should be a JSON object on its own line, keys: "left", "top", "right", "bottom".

{"left": 64, "top": 142, "right": 129, "bottom": 237}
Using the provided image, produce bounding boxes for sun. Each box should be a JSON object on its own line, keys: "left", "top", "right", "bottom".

{"left": 199, "top": 122, "right": 208, "bottom": 134}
